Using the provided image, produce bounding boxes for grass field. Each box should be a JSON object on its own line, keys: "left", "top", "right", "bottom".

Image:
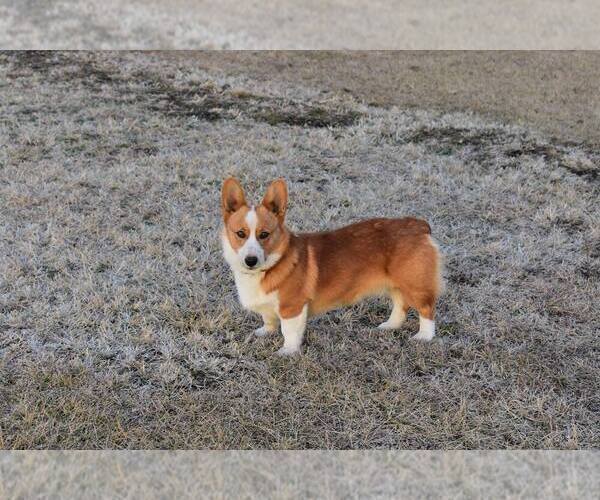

{"left": 0, "top": 51, "right": 598, "bottom": 449}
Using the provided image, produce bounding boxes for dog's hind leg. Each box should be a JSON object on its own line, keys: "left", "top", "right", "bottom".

{"left": 377, "top": 289, "right": 408, "bottom": 329}
{"left": 412, "top": 298, "right": 436, "bottom": 341}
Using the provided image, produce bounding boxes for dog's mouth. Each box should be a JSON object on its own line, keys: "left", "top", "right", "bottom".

{"left": 240, "top": 268, "right": 256, "bottom": 274}
{"left": 240, "top": 265, "right": 264, "bottom": 274}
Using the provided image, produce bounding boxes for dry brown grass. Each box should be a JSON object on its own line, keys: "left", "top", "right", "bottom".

{"left": 0, "top": 51, "right": 598, "bottom": 449}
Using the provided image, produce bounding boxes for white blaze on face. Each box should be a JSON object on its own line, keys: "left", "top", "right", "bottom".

{"left": 239, "top": 207, "right": 265, "bottom": 268}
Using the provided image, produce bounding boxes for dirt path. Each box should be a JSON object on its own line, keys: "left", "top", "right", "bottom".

{"left": 164, "top": 51, "right": 600, "bottom": 148}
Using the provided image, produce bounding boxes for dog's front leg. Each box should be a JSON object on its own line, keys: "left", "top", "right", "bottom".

{"left": 255, "top": 309, "right": 279, "bottom": 337}
{"left": 276, "top": 304, "right": 307, "bottom": 356}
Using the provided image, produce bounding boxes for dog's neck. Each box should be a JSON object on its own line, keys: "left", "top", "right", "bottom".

{"left": 260, "top": 230, "right": 302, "bottom": 294}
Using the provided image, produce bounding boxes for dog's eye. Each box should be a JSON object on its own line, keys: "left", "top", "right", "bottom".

{"left": 236, "top": 230, "right": 246, "bottom": 238}
{"left": 259, "top": 231, "right": 270, "bottom": 240}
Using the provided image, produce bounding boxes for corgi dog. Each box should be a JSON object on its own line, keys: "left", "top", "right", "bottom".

{"left": 221, "top": 177, "right": 442, "bottom": 356}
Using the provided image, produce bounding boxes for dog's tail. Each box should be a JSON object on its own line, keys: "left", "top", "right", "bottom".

{"left": 428, "top": 235, "right": 445, "bottom": 297}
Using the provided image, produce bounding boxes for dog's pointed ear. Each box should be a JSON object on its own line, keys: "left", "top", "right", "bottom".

{"left": 221, "top": 177, "right": 247, "bottom": 222}
{"left": 261, "top": 178, "right": 288, "bottom": 223}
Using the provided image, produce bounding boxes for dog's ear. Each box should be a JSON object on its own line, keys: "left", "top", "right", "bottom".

{"left": 261, "top": 178, "right": 288, "bottom": 223}
{"left": 221, "top": 177, "right": 247, "bottom": 222}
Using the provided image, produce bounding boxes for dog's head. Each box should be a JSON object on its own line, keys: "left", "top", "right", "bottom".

{"left": 221, "top": 177, "right": 289, "bottom": 273}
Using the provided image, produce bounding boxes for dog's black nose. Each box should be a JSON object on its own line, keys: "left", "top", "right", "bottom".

{"left": 244, "top": 255, "right": 258, "bottom": 268}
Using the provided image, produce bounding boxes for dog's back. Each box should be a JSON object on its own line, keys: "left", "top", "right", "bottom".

{"left": 301, "top": 218, "right": 440, "bottom": 317}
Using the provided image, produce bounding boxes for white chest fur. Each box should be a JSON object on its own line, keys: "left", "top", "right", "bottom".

{"left": 232, "top": 271, "right": 279, "bottom": 314}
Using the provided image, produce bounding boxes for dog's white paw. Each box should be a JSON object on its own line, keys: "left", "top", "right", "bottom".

{"left": 254, "top": 326, "right": 274, "bottom": 337}
{"left": 377, "top": 320, "right": 401, "bottom": 330}
{"left": 411, "top": 330, "right": 435, "bottom": 342}
{"left": 275, "top": 346, "right": 300, "bottom": 357}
